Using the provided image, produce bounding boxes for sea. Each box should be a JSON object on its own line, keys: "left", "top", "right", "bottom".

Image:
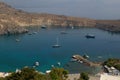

{"left": 0, "top": 27, "right": 120, "bottom": 73}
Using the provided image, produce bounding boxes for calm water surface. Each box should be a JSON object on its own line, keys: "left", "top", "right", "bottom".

{"left": 0, "top": 28, "right": 120, "bottom": 73}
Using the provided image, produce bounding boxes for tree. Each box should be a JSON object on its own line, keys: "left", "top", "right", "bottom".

{"left": 103, "top": 58, "right": 120, "bottom": 71}
{"left": 4, "top": 67, "right": 69, "bottom": 80}
{"left": 79, "top": 72, "right": 89, "bottom": 80}
{"left": 49, "top": 67, "right": 69, "bottom": 80}
{"left": 0, "top": 78, "right": 5, "bottom": 80}
{"left": 5, "top": 67, "right": 46, "bottom": 80}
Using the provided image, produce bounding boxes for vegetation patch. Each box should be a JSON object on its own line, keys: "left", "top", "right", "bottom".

{"left": 0, "top": 67, "right": 69, "bottom": 80}
{"left": 103, "top": 58, "right": 120, "bottom": 71}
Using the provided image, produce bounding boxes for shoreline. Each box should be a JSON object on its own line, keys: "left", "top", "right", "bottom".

{"left": 0, "top": 2, "right": 120, "bottom": 35}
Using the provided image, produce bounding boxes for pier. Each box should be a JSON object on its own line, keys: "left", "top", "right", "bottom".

{"left": 72, "top": 55, "right": 101, "bottom": 67}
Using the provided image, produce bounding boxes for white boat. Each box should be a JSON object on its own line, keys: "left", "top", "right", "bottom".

{"left": 83, "top": 54, "right": 89, "bottom": 59}
{"left": 46, "top": 70, "right": 51, "bottom": 74}
{"left": 57, "top": 62, "right": 61, "bottom": 66}
{"left": 78, "top": 60, "right": 83, "bottom": 63}
{"left": 70, "top": 58, "right": 77, "bottom": 62}
{"left": 85, "top": 34, "right": 95, "bottom": 38}
{"left": 15, "top": 39, "right": 20, "bottom": 42}
{"left": 51, "top": 65, "right": 54, "bottom": 68}
{"left": 60, "top": 31, "right": 67, "bottom": 34}
{"left": 71, "top": 26, "right": 74, "bottom": 29}
{"left": 52, "top": 38, "right": 61, "bottom": 48}
{"left": 16, "top": 69, "right": 21, "bottom": 73}
{"left": 98, "top": 56, "right": 102, "bottom": 58}
{"left": 33, "top": 32, "right": 37, "bottom": 34}
{"left": 41, "top": 25, "right": 47, "bottom": 29}
{"left": 35, "top": 62, "right": 39, "bottom": 66}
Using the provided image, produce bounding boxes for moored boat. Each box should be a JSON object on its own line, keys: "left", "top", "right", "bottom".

{"left": 52, "top": 37, "right": 61, "bottom": 48}
{"left": 41, "top": 25, "right": 47, "bottom": 29}
{"left": 83, "top": 54, "right": 89, "bottom": 59}
{"left": 15, "top": 39, "right": 20, "bottom": 42}
{"left": 35, "top": 62, "right": 39, "bottom": 66}
{"left": 60, "top": 31, "right": 67, "bottom": 34}
{"left": 85, "top": 34, "right": 95, "bottom": 38}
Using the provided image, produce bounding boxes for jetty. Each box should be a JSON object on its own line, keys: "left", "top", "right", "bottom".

{"left": 72, "top": 55, "right": 101, "bottom": 67}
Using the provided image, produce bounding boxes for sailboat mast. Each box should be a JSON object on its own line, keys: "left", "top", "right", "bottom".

{"left": 52, "top": 37, "right": 61, "bottom": 48}
{"left": 56, "top": 37, "right": 59, "bottom": 45}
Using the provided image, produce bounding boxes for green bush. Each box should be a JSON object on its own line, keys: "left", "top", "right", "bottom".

{"left": 4, "top": 67, "right": 69, "bottom": 80}
{"left": 103, "top": 58, "right": 120, "bottom": 71}
{"left": 0, "top": 78, "right": 5, "bottom": 80}
{"left": 49, "top": 67, "right": 69, "bottom": 80}
{"left": 79, "top": 72, "right": 89, "bottom": 80}
{"left": 5, "top": 67, "right": 46, "bottom": 80}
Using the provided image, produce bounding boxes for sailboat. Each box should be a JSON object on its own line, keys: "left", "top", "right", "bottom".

{"left": 85, "top": 34, "right": 95, "bottom": 38}
{"left": 71, "top": 26, "right": 74, "bottom": 29}
{"left": 15, "top": 39, "right": 20, "bottom": 42}
{"left": 60, "top": 31, "right": 67, "bottom": 34}
{"left": 41, "top": 25, "right": 47, "bottom": 29}
{"left": 52, "top": 38, "right": 61, "bottom": 48}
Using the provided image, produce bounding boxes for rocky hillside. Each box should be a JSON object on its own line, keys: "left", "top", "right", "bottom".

{"left": 96, "top": 20, "right": 120, "bottom": 32}
{"left": 0, "top": 2, "right": 120, "bottom": 35}
{"left": 0, "top": 2, "right": 96, "bottom": 35}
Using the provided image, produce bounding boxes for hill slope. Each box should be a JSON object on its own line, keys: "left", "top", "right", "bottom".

{"left": 96, "top": 20, "right": 120, "bottom": 32}
{"left": 0, "top": 2, "right": 120, "bottom": 35}
{"left": 0, "top": 2, "right": 96, "bottom": 35}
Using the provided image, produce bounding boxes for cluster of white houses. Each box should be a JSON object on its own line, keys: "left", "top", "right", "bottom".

{"left": 104, "top": 65, "right": 120, "bottom": 75}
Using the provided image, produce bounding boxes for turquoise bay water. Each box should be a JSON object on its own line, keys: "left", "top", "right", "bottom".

{"left": 0, "top": 28, "right": 120, "bottom": 73}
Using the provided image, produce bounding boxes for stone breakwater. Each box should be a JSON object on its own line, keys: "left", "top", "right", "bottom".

{"left": 72, "top": 55, "right": 101, "bottom": 67}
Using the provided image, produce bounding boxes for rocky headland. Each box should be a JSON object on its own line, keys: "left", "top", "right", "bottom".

{"left": 0, "top": 2, "right": 120, "bottom": 35}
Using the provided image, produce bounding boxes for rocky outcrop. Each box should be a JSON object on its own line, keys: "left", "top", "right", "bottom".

{"left": 0, "top": 2, "right": 96, "bottom": 35}
{"left": 0, "top": 21, "right": 28, "bottom": 35}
